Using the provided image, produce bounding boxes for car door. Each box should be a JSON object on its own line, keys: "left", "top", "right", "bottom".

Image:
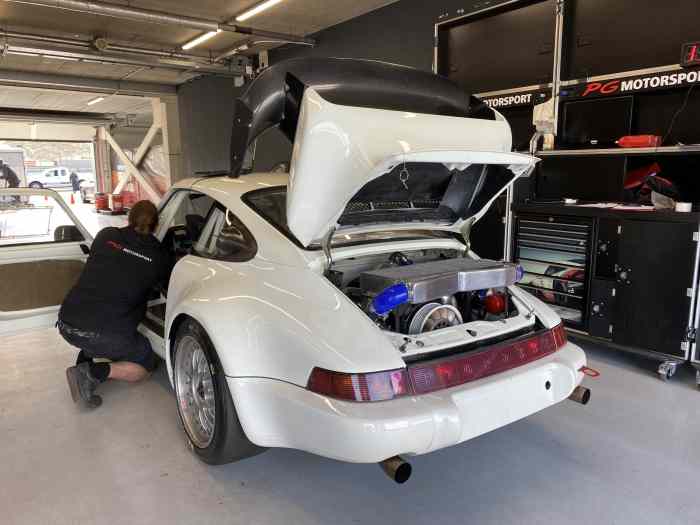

{"left": 57, "top": 168, "right": 69, "bottom": 186}
{"left": 44, "top": 169, "right": 59, "bottom": 187}
{"left": 138, "top": 188, "right": 215, "bottom": 357}
{"left": 0, "top": 188, "right": 92, "bottom": 334}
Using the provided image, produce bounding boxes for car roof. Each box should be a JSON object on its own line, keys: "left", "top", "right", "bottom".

{"left": 175, "top": 172, "right": 288, "bottom": 204}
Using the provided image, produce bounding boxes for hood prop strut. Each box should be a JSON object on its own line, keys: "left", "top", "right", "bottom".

{"left": 321, "top": 226, "right": 336, "bottom": 271}
{"left": 459, "top": 217, "right": 475, "bottom": 256}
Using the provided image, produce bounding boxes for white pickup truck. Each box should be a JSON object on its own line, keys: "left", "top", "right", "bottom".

{"left": 26, "top": 167, "right": 94, "bottom": 189}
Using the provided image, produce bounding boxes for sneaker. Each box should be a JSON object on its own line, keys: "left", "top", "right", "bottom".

{"left": 66, "top": 363, "right": 102, "bottom": 409}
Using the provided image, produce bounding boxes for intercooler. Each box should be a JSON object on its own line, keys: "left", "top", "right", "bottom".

{"left": 359, "top": 258, "right": 519, "bottom": 304}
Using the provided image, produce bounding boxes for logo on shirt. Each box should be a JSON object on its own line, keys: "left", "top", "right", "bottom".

{"left": 106, "top": 240, "right": 153, "bottom": 263}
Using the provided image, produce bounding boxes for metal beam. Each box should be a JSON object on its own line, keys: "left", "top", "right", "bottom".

{"left": 101, "top": 126, "right": 161, "bottom": 202}
{"left": 0, "top": 69, "right": 176, "bottom": 96}
{"left": 214, "top": 37, "right": 314, "bottom": 63}
{"left": 4, "top": 0, "right": 315, "bottom": 45}
{"left": 0, "top": 108, "right": 112, "bottom": 124}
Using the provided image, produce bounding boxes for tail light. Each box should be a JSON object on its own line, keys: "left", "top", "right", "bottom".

{"left": 307, "top": 367, "right": 411, "bottom": 402}
{"left": 307, "top": 324, "right": 568, "bottom": 402}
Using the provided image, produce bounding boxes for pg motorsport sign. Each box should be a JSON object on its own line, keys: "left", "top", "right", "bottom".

{"left": 563, "top": 67, "right": 700, "bottom": 99}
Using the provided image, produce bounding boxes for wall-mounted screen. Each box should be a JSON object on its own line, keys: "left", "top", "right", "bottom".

{"left": 437, "top": 0, "right": 555, "bottom": 94}
{"left": 561, "top": 96, "right": 634, "bottom": 148}
{"left": 564, "top": 0, "right": 700, "bottom": 79}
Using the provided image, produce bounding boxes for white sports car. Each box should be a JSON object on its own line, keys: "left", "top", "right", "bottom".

{"left": 0, "top": 58, "right": 589, "bottom": 483}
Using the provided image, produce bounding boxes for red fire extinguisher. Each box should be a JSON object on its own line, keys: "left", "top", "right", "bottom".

{"left": 616, "top": 135, "right": 662, "bottom": 148}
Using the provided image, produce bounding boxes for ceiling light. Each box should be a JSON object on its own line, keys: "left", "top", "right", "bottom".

{"left": 182, "top": 30, "right": 221, "bottom": 50}
{"left": 43, "top": 55, "right": 79, "bottom": 61}
{"left": 7, "top": 50, "right": 40, "bottom": 57}
{"left": 87, "top": 96, "right": 105, "bottom": 106}
{"left": 235, "top": 0, "right": 284, "bottom": 22}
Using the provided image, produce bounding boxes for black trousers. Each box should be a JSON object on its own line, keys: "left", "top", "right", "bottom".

{"left": 57, "top": 319, "right": 158, "bottom": 372}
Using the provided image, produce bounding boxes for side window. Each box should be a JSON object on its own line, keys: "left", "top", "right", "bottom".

{"left": 156, "top": 190, "right": 214, "bottom": 240}
{"left": 0, "top": 192, "right": 85, "bottom": 246}
{"left": 194, "top": 207, "right": 257, "bottom": 262}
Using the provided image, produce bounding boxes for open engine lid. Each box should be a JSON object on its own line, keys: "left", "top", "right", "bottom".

{"left": 286, "top": 88, "right": 537, "bottom": 247}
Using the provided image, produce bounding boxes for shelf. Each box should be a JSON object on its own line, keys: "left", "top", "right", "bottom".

{"left": 536, "top": 145, "right": 700, "bottom": 157}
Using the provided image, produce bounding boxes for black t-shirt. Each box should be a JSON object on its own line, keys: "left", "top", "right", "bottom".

{"left": 60, "top": 226, "right": 172, "bottom": 335}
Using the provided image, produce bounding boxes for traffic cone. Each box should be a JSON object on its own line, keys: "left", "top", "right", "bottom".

{"left": 70, "top": 193, "right": 75, "bottom": 205}
{"left": 44, "top": 195, "right": 48, "bottom": 201}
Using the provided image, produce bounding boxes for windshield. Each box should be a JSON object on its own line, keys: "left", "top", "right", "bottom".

{"left": 243, "top": 187, "right": 459, "bottom": 250}
{"left": 0, "top": 192, "right": 84, "bottom": 246}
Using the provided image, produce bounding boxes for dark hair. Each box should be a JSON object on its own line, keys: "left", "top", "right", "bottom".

{"left": 128, "top": 200, "right": 159, "bottom": 235}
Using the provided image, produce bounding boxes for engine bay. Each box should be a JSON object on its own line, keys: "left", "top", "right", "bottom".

{"left": 330, "top": 249, "right": 523, "bottom": 337}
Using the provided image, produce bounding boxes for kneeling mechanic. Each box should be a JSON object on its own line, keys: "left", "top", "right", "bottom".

{"left": 58, "top": 200, "right": 172, "bottom": 408}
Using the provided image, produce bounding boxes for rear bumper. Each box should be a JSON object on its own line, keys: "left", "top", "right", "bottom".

{"left": 228, "top": 342, "right": 586, "bottom": 463}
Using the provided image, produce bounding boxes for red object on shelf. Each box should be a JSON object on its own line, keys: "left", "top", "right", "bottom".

{"left": 624, "top": 162, "right": 661, "bottom": 190}
{"left": 94, "top": 193, "right": 108, "bottom": 211}
{"left": 616, "top": 135, "right": 663, "bottom": 148}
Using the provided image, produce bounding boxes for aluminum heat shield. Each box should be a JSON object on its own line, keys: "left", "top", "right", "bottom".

{"left": 360, "top": 258, "right": 518, "bottom": 304}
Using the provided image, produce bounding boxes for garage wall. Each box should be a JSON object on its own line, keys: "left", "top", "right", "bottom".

{"left": 177, "top": 76, "right": 242, "bottom": 177}
{"left": 177, "top": 0, "right": 515, "bottom": 175}
{"left": 271, "top": 0, "right": 498, "bottom": 70}
{"left": 260, "top": 0, "right": 514, "bottom": 165}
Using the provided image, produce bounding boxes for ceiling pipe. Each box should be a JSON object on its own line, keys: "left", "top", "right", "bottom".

{"left": 214, "top": 37, "right": 314, "bottom": 63}
{"left": 4, "top": 41, "right": 243, "bottom": 76}
{"left": 4, "top": 0, "right": 315, "bottom": 45}
{"left": 1, "top": 30, "right": 210, "bottom": 62}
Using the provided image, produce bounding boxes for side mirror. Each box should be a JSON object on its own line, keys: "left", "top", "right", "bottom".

{"left": 54, "top": 225, "right": 85, "bottom": 242}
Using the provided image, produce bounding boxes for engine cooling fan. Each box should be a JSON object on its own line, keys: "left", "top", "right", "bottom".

{"left": 407, "top": 303, "right": 463, "bottom": 335}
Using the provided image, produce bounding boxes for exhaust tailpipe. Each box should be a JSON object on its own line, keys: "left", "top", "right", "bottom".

{"left": 379, "top": 456, "right": 412, "bottom": 484}
{"left": 569, "top": 386, "right": 591, "bottom": 405}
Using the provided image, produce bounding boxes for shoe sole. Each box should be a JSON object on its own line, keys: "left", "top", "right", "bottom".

{"left": 66, "top": 367, "right": 80, "bottom": 404}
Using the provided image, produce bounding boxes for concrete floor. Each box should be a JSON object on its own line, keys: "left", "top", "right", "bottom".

{"left": 55, "top": 190, "right": 127, "bottom": 235}
{"left": 1, "top": 329, "right": 699, "bottom": 525}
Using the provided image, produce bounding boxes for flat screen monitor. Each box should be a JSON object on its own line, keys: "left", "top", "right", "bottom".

{"left": 561, "top": 96, "right": 633, "bottom": 148}
{"left": 536, "top": 156, "right": 626, "bottom": 202}
{"left": 565, "top": 0, "right": 700, "bottom": 79}
{"left": 437, "top": 0, "right": 555, "bottom": 94}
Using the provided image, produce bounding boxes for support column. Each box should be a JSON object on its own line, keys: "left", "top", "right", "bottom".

{"left": 93, "top": 128, "right": 112, "bottom": 194}
{"left": 161, "top": 95, "right": 184, "bottom": 185}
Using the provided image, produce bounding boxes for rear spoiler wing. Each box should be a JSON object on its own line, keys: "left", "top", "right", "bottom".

{"left": 229, "top": 57, "right": 495, "bottom": 177}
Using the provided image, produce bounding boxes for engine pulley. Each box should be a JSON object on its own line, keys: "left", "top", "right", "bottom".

{"left": 408, "top": 303, "right": 463, "bottom": 335}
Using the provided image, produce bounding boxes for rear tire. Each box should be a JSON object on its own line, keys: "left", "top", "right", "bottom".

{"left": 29, "top": 181, "right": 42, "bottom": 189}
{"left": 172, "top": 319, "right": 265, "bottom": 465}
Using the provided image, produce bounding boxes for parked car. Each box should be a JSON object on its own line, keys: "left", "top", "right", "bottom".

{"left": 2, "top": 59, "right": 589, "bottom": 483}
{"left": 27, "top": 166, "right": 95, "bottom": 189}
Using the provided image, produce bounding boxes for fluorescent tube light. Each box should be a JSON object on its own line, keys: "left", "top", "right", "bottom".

{"left": 235, "top": 0, "right": 284, "bottom": 22}
{"left": 43, "top": 55, "right": 79, "bottom": 61}
{"left": 182, "top": 30, "right": 221, "bottom": 50}
{"left": 87, "top": 96, "right": 105, "bottom": 106}
{"left": 7, "top": 51, "right": 40, "bottom": 57}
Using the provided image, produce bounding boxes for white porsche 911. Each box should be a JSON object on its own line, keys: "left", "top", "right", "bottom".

{"left": 0, "top": 58, "right": 590, "bottom": 483}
